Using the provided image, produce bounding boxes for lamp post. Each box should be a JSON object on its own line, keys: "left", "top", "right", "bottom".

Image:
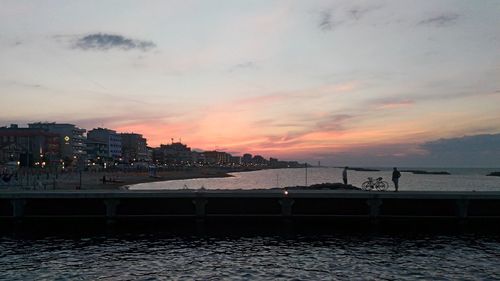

{"left": 305, "top": 163, "right": 308, "bottom": 186}
{"left": 26, "top": 135, "right": 30, "bottom": 186}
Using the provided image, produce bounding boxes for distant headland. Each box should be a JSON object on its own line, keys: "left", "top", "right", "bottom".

{"left": 401, "top": 170, "right": 451, "bottom": 175}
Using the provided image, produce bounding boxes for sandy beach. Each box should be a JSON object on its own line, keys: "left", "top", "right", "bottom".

{"left": 63, "top": 168, "right": 239, "bottom": 190}
{"left": 1, "top": 168, "right": 242, "bottom": 190}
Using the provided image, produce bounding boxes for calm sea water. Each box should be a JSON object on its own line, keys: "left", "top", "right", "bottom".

{"left": 1, "top": 232, "right": 500, "bottom": 280}
{"left": 131, "top": 167, "right": 500, "bottom": 191}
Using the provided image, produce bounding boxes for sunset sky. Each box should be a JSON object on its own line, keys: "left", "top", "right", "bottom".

{"left": 1, "top": 0, "right": 499, "bottom": 166}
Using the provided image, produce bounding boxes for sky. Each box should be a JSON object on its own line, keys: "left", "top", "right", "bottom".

{"left": 1, "top": 0, "right": 499, "bottom": 167}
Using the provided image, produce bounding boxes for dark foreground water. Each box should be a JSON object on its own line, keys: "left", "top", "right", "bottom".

{"left": 1, "top": 231, "right": 500, "bottom": 280}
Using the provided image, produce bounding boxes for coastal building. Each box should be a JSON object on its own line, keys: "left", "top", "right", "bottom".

{"left": 203, "top": 151, "right": 231, "bottom": 164}
{"left": 229, "top": 156, "right": 241, "bottom": 165}
{"left": 0, "top": 124, "right": 60, "bottom": 167}
{"left": 120, "top": 133, "right": 148, "bottom": 163}
{"left": 268, "top": 157, "right": 302, "bottom": 168}
{"left": 146, "top": 146, "right": 154, "bottom": 163}
{"left": 269, "top": 157, "right": 279, "bottom": 167}
{"left": 87, "top": 128, "right": 122, "bottom": 160}
{"left": 202, "top": 151, "right": 218, "bottom": 164}
{"left": 28, "top": 122, "right": 87, "bottom": 164}
{"left": 191, "top": 151, "right": 205, "bottom": 164}
{"left": 252, "top": 155, "right": 268, "bottom": 165}
{"left": 85, "top": 139, "right": 108, "bottom": 166}
{"left": 242, "top": 153, "right": 253, "bottom": 165}
{"left": 286, "top": 161, "right": 302, "bottom": 168}
{"left": 153, "top": 142, "right": 192, "bottom": 164}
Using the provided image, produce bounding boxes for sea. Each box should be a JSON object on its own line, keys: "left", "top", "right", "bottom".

{"left": 130, "top": 167, "right": 500, "bottom": 192}
{"left": 2, "top": 167, "right": 500, "bottom": 280}
{"left": 1, "top": 232, "right": 500, "bottom": 280}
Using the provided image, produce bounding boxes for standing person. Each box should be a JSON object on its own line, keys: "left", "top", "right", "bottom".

{"left": 392, "top": 167, "right": 401, "bottom": 192}
{"left": 342, "top": 167, "right": 348, "bottom": 185}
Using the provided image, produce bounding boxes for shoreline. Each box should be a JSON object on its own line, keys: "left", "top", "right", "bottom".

{"left": 119, "top": 169, "right": 237, "bottom": 189}
{"left": 73, "top": 168, "right": 240, "bottom": 190}
{"left": 2, "top": 167, "right": 266, "bottom": 191}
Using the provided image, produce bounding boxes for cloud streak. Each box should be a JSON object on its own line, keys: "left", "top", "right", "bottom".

{"left": 318, "top": 4, "right": 383, "bottom": 31}
{"left": 318, "top": 10, "right": 342, "bottom": 31}
{"left": 347, "top": 5, "right": 383, "bottom": 21}
{"left": 418, "top": 13, "right": 460, "bottom": 27}
{"left": 73, "top": 33, "right": 156, "bottom": 51}
{"left": 374, "top": 99, "right": 415, "bottom": 109}
{"left": 2, "top": 80, "right": 43, "bottom": 89}
{"left": 229, "top": 61, "right": 258, "bottom": 72}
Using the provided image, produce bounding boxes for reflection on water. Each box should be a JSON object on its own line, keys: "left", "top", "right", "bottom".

{"left": 1, "top": 232, "right": 499, "bottom": 280}
{"left": 132, "top": 167, "right": 500, "bottom": 191}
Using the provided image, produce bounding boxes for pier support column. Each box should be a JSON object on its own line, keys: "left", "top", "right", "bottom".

{"left": 279, "top": 198, "right": 295, "bottom": 233}
{"left": 11, "top": 199, "right": 26, "bottom": 219}
{"left": 366, "top": 198, "right": 383, "bottom": 224}
{"left": 456, "top": 199, "right": 469, "bottom": 226}
{"left": 279, "top": 198, "right": 295, "bottom": 217}
{"left": 193, "top": 197, "right": 208, "bottom": 234}
{"left": 104, "top": 199, "right": 120, "bottom": 224}
{"left": 192, "top": 197, "right": 208, "bottom": 218}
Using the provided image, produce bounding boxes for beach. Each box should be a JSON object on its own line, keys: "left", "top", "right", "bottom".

{"left": 67, "top": 168, "right": 244, "bottom": 190}
{"left": 1, "top": 168, "right": 242, "bottom": 190}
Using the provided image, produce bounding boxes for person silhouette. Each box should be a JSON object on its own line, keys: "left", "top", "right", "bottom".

{"left": 342, "top": 167, "right": 348, "bottom": 185}
{"left": 392, "top": 167, "right": 401, "bottom": 192}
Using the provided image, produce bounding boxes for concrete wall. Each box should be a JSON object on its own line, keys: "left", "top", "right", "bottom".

{"left": 1, "top": 190, "right": 499, "bottom": 226}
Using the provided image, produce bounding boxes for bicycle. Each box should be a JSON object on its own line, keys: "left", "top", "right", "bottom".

{"left": 362, "top": 177, "right": 389, "bottom": 191}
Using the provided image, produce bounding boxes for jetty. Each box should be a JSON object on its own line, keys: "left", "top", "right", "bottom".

{"left": 1, "top": 190, "right": 500, "bottom": 229}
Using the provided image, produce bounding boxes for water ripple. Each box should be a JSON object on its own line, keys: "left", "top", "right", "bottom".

{"left": 1, "top": 234, "right": 500, "bottom": 280}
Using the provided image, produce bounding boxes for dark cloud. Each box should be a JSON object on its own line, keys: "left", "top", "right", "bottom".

{"left": 234, "top": 61, "right": 256, "bottom": 69}
{"left": 73, "top": 33, "right": 156, "bottom": 51}
{"left": 418, "top": 134, "right": 500, "bottom": 167}
{"left": 422, "top": 134, "right": 500, "bottom": 154}
{"left": 300, "top": 133, "right": 500, "bottom": 167}
{"left": 318, "top": 10, "right": 343, "bottom": 31}
{"left": 318, "top": 4, "right": 383, "bottom": 31}
{"left": 347, "top": 5, "right": 383, "bottom": 21}
{"left": 3, "top": 80, "right": 43, "bottom": 89}
{"left": 418, "top": 13, "right": 460, "bottom": 27}
{"left": 229, "top": 61, "right": 258, "bottom": 72}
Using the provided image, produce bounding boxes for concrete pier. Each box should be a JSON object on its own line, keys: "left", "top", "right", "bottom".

{"left": 1, "top": 190, "right": 499, "bottom": 227}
